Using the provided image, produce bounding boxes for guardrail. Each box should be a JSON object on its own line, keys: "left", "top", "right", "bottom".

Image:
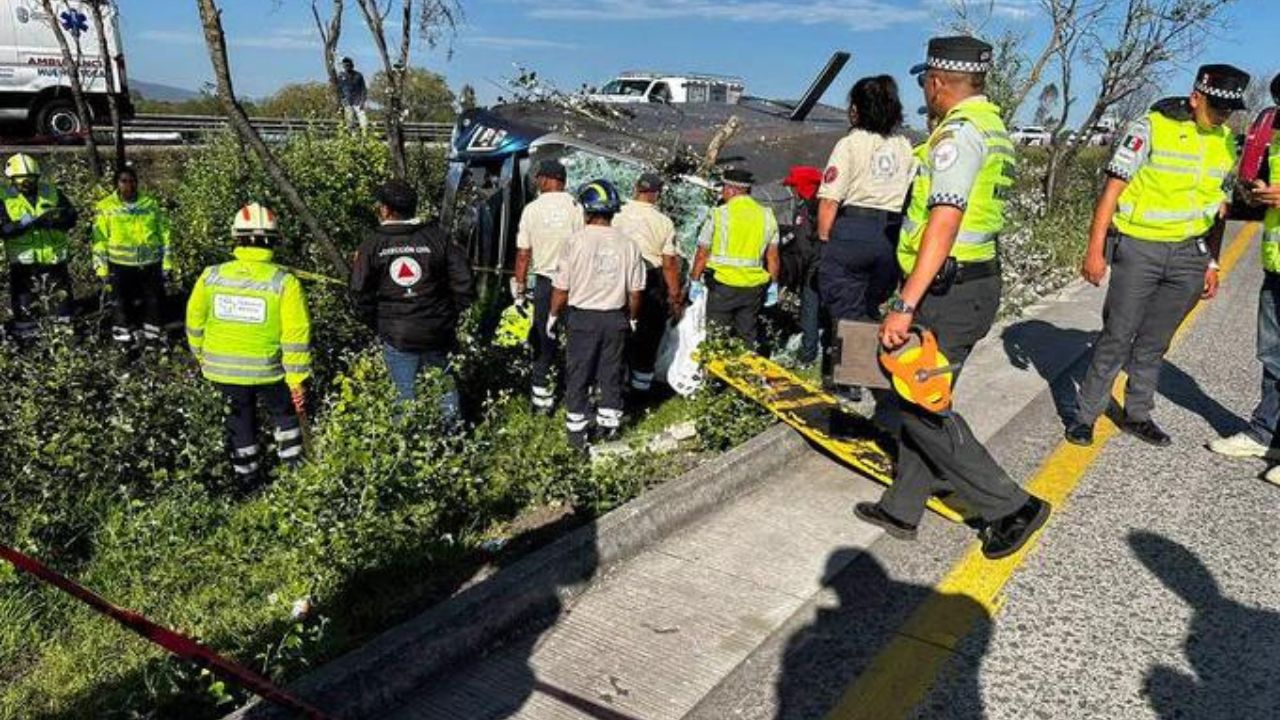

{"left": 97, "top": 114, "right": 454, "bottom": 145}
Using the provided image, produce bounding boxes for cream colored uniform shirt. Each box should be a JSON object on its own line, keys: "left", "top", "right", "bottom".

{"left": 613, "top": 200, "right": 677, "bottom": 268}
{"left": 553, "top": 226, "right": 647, "bottom": 311}
{"left": 817, "top": 129, "right": 916, "bottom": 212}
{"left": 516, "top": 191, "right": 584, "bottom": 278}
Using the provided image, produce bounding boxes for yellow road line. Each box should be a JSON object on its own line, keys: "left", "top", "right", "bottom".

{"left": 827, "top": 222, "right": 1261, "bottom": 720}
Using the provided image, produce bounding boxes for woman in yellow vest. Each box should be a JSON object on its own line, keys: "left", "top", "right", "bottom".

{"left": 1210, "top": 73, "right": 1280, "bottom": 479}
{"left": 93, "top": 166, "right": 172, "bottom": 346}
{"left": 1067, "top": 65, "right": 1249, "bottom": 448}
{"left": 689, "top": 168, "right": 781, "bottom": 348}
{"left": 186, "top": 204, "right": 312, "bottom": 492}
{"left": 0, "top": 153, "right": 78, "bottom": 341}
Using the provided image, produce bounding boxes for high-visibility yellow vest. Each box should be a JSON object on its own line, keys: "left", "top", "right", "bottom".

{"left": 707, "top": 195, "right": 774, "bottom": 288}
{"left": 185, "top": 246, "right": 312, "bottom": 388}
{"left": 4, "top": 184, "right": 68, "bottom": 265}
{"left": 898, "top": 97, "right": 1014, "bottom": 274}
{"left": 92, "top": 192, "right": 172, "bottom": 277}
{"left": 1114, "top": 111, "right": 1235, "bottom": 242}
{"left": 1263, "top": 141, "right": 1280, "bottom": 273}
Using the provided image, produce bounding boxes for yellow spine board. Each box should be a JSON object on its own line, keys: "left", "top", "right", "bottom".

{"left": 704, "top": 352, "right": 969, "bottom": 524}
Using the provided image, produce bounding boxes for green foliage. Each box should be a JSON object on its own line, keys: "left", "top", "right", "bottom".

{"left": 370, "top": 68, "right": 458, "bottom": 123}
{"left": 257, "top": 82, "right": 340, "bottom": 119}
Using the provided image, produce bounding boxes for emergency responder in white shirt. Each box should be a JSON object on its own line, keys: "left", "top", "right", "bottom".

{"left": 613, "top": 172, "right": 682, "bottom": 392}
{"left": 514, "top": 159, "right": 585, "bottom": 414}
{"left": 549, "top": 179, "right": 646, "bottom": 451}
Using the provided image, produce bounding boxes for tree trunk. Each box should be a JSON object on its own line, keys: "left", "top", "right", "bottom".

{"left": 87, "top": 1, "right": 124, "bottom": 170}
{"left": 356, "top": 0, "right": 409, "bottom": 178}
{"left": 311, "top": 0, "right": 344, "bottom": 109}
{"left": 195, "top": 0, "right": 350, "bottom": 277}
{"left": 39, "top": 0, "right": 102, "bottom": 177}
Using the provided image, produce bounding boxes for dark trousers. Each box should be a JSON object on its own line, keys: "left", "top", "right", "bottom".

{"left": 1248, "top": 273, "right": 1280, "bottom": 445}
{"left": 1075, "top": 235, "right": 1208, "bottom": 424}
{"left": 564, "top": 309, "right": 628, "bottom": 445}
{"left": 529, "top": 277, "right": 559, "bottom": 409}
{"left": 8, "top": 262, "right": 73, "bottom": 338}
{"left": 879, "top": 274, "right": 1030, "bottom": 526}
{"left": 215, "top": 382, "right": 303, "bottom": 484}
{"left": 706, "top": 279, "right": 767, "bottom": 347}
{"left": 629, "top": 266, "right": 668, "bottom": 390}
{"left": 817, "top": 213, "right": 901, "bottom": 324}
{"left": 799, "top": 271, "right": 822, "bottom": 364}
{"left": 108, "top": 263, "right": 165, "bottom": 341}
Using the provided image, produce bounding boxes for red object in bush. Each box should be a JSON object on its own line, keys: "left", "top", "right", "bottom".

{"left": 782, "top": 165, "right": 824, "bottom": 200}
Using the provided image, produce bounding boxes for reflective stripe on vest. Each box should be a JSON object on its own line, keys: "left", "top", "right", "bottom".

{"left": 196, "top": 255, "right": 296, "bottom": 386}
{"left": 898, "top": 97, "right": 1014, "bottom": 274}
{"left": 95, "top": 193, "right": 167, "bottom": 268}
{"left": 1113, "top": 111, "right": 1235, "bottom": 242}
{"left": 4, "top": 184, "right": 67, "bottom": 265}
{"left": 707, "top": 196, "right": 772, "bottom": 287}
{"left": 1263, "top": 145, "right": 1280, "bottom": 273}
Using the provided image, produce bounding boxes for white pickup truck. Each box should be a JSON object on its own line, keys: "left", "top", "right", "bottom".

{"left": 588, "top": 71, "right": 745, "bottom": 105}
{"left": 1010, "top": 125, "right": 1052, "bottom": 146}
{"left": 0, "top": 0, "right": 133, "bottom": 138}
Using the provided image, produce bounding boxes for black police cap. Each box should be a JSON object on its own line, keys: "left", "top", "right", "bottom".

{"left": 722, "top": 168, "right": 754, "bottom": 187}
{"left": 534, "top": 159, "right": 567, "bottom": 181}
{"left": 910, "top": 36, "right": 993, "bottom": 77}
{"left": 636, "top": 172, "right": 665, "bottom": 192}
{"left": 1194, "top": 64, "right": 1250, "bottom": 111}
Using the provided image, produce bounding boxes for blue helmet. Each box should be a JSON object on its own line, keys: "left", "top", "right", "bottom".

{"left": 577, "top": 179, "right": 622, "bottom": 215}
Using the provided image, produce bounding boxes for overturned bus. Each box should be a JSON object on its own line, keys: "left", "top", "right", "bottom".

{"left": 440, "top": 52, "right": 860, "bottom": 288}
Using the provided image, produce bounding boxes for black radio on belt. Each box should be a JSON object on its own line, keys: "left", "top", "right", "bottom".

{"left": 930, "top": 257, "right": 958, "bottom": 295}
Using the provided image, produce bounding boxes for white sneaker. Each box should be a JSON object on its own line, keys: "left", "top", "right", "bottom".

{"left": 1208, "top": 432, "right": 1271, "bottom": 459}
{"left": 1264, "top": 465, "right": 1280, "bottom": 487}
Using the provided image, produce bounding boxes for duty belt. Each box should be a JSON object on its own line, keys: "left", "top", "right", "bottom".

{"left": 953, "top": 259, "right": 1000, "bottom": 284}
{"left": 838, "top": 205, "right": 903, "bottom": 222}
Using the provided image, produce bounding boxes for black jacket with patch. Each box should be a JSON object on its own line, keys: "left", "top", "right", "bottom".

{"left": 350, "top": 221, "right": 476, "bottom": 352}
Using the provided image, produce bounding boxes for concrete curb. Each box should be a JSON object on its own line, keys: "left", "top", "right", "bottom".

{"left": 230, "top": 423, "right": 805, "bottom": 720}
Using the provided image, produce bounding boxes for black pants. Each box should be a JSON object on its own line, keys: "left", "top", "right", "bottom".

{"left": 817, "top": 212, "right": 901, "bottom": 323}
{"left": 8, "top": 262, "right": 73, "bottom": 338}
{"left": 878, "top": 274, "right": 1030, "bottom": 526}
{"left": 706, "top": 279, "right": 767, "bottom": 348}
{"left": 629, "top": 266, "right": 669, "bottom": 390}
{"left": 529, "top": 277, "right": 559, "bottom": 410}
{"left": 214, "top": 382, "right": 303, "bottom": 485}
{"left": 564, "top": 309, "right": 628, "bottom": 445}
{"left": 109, "top": 263, "right": 165, "bottom": 342}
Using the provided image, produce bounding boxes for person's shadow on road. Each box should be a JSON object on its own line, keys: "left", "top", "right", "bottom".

{"left": 1132, "top": 531, "right": 1280, "bottom": 719}
{"left": 1002, "top": 319, "right": 1248, "bottom": 435}
{"left": 775, "top": 549, "right": 992, "bottom": 719}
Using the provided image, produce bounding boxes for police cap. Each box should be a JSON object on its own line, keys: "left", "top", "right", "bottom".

{"left": 1194, "top": 64, "right": 1250, "bottom": 111}
{"left": 534, "top": 159, "right": 567, "bottom": 181}
{"left": 910, "top": 36, "right": 994, "bottom": 78}
{"left": 722, "top": 168, "right": 754, "bottom": 187}
{"left": 636, "top": 172, "right": 665, "bottom": 192}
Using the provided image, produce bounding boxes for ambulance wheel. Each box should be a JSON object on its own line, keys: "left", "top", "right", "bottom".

{"left": 35, "top": 100, "right": 85, "bottom": 140}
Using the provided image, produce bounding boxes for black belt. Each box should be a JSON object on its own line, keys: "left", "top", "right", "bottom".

{"left": 953, "top": 259, "right": 1000, "bottom": 284}
{"left": 838, "top": 205, "right": 902, "bottom": 222}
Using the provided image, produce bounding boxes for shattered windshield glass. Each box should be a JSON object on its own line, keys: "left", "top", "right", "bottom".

{"left": 600, "top": 79, "right": 652, "bottom": 97}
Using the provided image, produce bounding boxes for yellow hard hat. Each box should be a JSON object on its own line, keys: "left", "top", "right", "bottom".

{"left": 4, "top": 154, "right": 40, "bottom": 179}
{"left": 232, "top": 202, "right": 280, "bottom": 243}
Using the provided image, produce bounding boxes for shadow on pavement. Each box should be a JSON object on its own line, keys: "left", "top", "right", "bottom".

{"left": 1132, "top": 531, "right": 1280, "bottom": 720}
{"left": 775, "top": 549, "right": 992, "bottom": 720}
{"left": 1001, "top": 319, "right": 1248, "bottom": 435}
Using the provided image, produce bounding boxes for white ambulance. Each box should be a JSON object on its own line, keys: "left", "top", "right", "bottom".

{"left": 0, "top": 0, "right": 131, "bottom": 138}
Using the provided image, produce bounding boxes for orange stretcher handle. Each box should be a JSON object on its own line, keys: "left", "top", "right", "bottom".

{"left": 879, "top": 328, "right": 954, "bottom": 413}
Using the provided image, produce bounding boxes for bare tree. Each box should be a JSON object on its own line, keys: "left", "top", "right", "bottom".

{"left": 355, "top": 0, "right": 461, "bottom": 178}
{"left": 86, "top": 0, "right": 124, "bottom": 170}
{"left": 195, "top": 0, "right": 349, "bottom": 276}
{"left": 39, "top": 0, "right": 102, "bottom": 177}
{"left": 310, "top": 0, "right": 344, "bottom": 109}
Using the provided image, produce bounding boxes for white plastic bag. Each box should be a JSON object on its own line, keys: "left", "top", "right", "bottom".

{"left": 655, "top": 294, "right": 706, "bottom": 396}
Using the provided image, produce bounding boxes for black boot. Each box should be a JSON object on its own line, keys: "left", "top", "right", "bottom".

{"left": 853, "top": 502, "right": 918, "bottom": 541}
{"left": 1118, "top": 417, "right": 1171, "bottom": 447}
{"left": 981, "top": 497, "right": 1051, "bottom": 560}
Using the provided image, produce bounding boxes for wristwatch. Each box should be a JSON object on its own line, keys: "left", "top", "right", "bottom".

{"left": 888, "top": 296, "right": 915, "bottom": 315}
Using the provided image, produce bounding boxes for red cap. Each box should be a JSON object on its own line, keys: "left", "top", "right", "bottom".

{"left": 782, "top": 165, "right": 823, "bottom": 200}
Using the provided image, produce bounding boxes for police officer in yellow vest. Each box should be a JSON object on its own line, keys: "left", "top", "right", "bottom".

{"left": 1067, "top": 65, "right": 1249, "bottom": 448}
{"left": 186, "top": 204, "right": 312, "bottom": 490}
{"left": 0, "top": 153, "right": 78, "bottom": 340}
{"left": 689, "top": 168, "right": 781, "bottom": 347}
{"left": 93, "top": 166, "right": 172, "bottom": 346}
{"left": 855, "top": 36, "right": 1050, "bottom": 561}
{"left": 1210, "top": 73, "right": 1280, "bottom": 477}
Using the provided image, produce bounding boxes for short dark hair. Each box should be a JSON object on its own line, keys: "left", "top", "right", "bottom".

{"left": 848, "top": 75, "right": 904, "bottom": 136}
{"left": 114, "top": 165, "right": 137, "bottom": 183}
{"left": 341, "top": 56, "right": 354, "bottom": 65}
{"left": 376, "top": 180, "right": 418, "bottom": 218}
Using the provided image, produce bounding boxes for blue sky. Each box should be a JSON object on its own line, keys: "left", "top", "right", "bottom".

{"left": 124, "top": 0, "right": 1277, "bottom": 124}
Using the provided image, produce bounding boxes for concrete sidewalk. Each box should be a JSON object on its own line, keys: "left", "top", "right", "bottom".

{"left": 380, "top": 272, "right": 1113, "bottom": 718}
